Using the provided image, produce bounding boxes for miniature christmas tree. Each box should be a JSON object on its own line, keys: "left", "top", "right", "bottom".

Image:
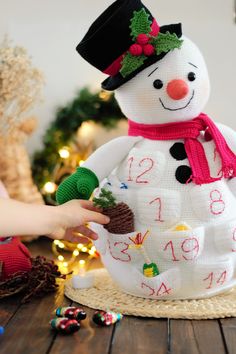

{"left": 93, "top": 188, "right": 134, "bottom": 234}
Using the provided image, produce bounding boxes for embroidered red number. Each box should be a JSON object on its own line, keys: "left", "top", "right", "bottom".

{"left": 164, "top": 238, "right": 199, "bottom": 261}
{"left": 181, "top": 237, "right": 199, "bottom": 261}
{"left": 141, "top": 283, "right": 155, "bottom": 296}
{"left": 203, "top": 270, "right": 227, "bottom": 289}
{"left": 209, "top": 190, "right": 225, "bottom": 215}
{"left": 232, "top": 228, "right": 236, "bottom": 252}
{"left": 156, "top": 282, "right": 172, "bottom": 297}
{"left": 164, "top": 240, "right": 179, "bottom": 262}
{"left": 216, "top": 270, "right": 227, "bottom": 285}
{"left": 136, "top": 158, "right": 154, "bottom": 184}
{"left": 128, "top": 157, "right": 134, "bottom": 181}
{"left": 108, "top": 241, "right": 131, "bottom": 262}
{"left": 203, "top": 272, "right": 214, "bottom": 289}
{"left": 127, "top": 156, "right": 155, "bottom": 184}
{"left": 141, "top": 282, "right": 172, "bottom": 297}
{"left": 149, "top": 197, "right": 164, "bottom": 222}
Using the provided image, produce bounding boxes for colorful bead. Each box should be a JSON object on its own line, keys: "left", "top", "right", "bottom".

{"left": 129, "top": 44, "right": 143, "bottom": 56}
{"left": 0, "top": 326, "right": 4, "bottom": 335}
{"left": 92, "top": 311, "right": 123, "bottom": 326}
{"left": 143, "top": 44, "right": 155, "bottom": 56}
{"left": 55, "top": 306, "right": 87, "bottom": 321}
{"left": 50, "top": 317, "right": 80, "bottom": 334}
{"left": 143, "top": 263, "right": 159, "bottom": 277}
{"left": 136, "top": 33, "right": 149, "bottom": 45}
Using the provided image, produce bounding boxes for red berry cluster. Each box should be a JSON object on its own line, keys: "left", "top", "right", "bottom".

{"left": 129, "top": 33, "right": 155, "bottom": 57}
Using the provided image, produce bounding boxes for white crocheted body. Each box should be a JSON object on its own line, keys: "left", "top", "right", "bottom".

{"left": 93, "top": 137, "right": 236, "bottom": 300}
{"left": 86, "top": 35, "right": 236, "bottom": 300}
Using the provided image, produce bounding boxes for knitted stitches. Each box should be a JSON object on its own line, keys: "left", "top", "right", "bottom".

{"left": 103, "top": 202, "right": 134, "bottom": 234}
{"left": 128, "top": 113, "right": 236, "bottom": 184}
{"left": 120, "top": 9, "right": 183, "bottom": 78}
{"left": 93, "top": 189, "right": 134, "bottom": 234}
{"left": 0, "top": 237, "right": 32, "bottom": 280}
{"left": 56, "top": 167, "right": 99, "bottom": 204}
{"left": 130, "top": 9, "right": 152, "bottom": 41}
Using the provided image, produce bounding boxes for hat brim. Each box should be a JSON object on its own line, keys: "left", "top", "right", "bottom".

{"left": 102, "top": 23, "right": 182, "bottom": 91}
{"left": 102, "top": 50, "right": 168, "bottom": 91}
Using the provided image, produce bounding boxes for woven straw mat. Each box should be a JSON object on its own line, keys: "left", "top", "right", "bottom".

{"left": 64, "top": 268, "right": 236, "bottom": 319}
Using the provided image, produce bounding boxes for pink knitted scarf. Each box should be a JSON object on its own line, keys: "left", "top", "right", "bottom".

{"left": 128, "top": 113, "right": 236, "bottom": 185}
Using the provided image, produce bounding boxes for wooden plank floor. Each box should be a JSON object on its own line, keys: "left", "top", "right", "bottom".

{"left": 0, "top": 238, "right": 236, "bottom": 354}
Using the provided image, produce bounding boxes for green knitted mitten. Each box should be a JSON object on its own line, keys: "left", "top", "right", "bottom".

{"left": 56, "top": 167, "right": 99, "bottom": 204}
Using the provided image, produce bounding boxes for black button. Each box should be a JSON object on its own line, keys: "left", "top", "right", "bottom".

{"left": 175, "top": 165, "right": 192, "bottom": 184}
{"left": 169, "top": 143, "right": 187, "bottom": 160}
{"left": 188, "top": 72, "right": 196, "bottom": 81}
{"left": 153, "top": 79, "right": 163, "bottom": 89}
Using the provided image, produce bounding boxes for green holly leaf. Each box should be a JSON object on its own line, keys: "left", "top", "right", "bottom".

{"left": 152, "top": 32, "right": 183, "bottom": 56}
{"left": 130, "top": 9, "right": 152, "bottom": 41}
{"left": 120, "top": 52, "right": 146, "bottom": 78}
{"left": 93, "top": 188, "right": 116, "bottom": 208}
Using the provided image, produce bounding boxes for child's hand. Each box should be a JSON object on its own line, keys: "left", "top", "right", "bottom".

{"left": 48, "top": 200, "right": 109, "bottom": 241}
{"left": 60, "top": 226, "right": 99, "bottom": 243}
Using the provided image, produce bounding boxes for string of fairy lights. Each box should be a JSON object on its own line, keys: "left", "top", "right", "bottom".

{"left": 43, "top": 144, "right": 98, "bottom": 272}
{"left": 32, "top": 88, "right": 124, "bottom": 272}
{"left": 52, "top": 239, "right": 98, "bottom": 274}
{"left": 42, "top": 146, "right": 85, "bottom": 196}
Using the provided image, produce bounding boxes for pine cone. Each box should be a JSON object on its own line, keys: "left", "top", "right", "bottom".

{"left": 103, "top": 202, "right": 134, "bottom": 234}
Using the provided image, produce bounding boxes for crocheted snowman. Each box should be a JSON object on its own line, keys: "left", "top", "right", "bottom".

{"left": 57, "top": 0, "right": 236, "bottom": 299}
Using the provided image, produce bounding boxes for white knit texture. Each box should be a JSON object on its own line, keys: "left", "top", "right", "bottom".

{"left": 90, "top": 37, "right": 236, "bottom": 299}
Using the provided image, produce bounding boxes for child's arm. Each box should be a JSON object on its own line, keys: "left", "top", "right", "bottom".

{"left": 0, "top": 198, "right": 109, "bottom": 240}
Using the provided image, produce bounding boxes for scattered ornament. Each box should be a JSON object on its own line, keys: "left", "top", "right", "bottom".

{"left": 93, "top": 189, "right": 134, "bottom": 234}
{"left": 92, "top": 310, "right": 123, "bottom": 326}
{"left": 0, "top": 326, "right": 4, "bottom": 335}
{"left": 50, "top": 317, "right": 80, "bottom": 334}
{"left": 56, "top": 307, "right": 87, "bottom": 321}
{"left": 129, "top": 231, "right": 159, "bottom": 278}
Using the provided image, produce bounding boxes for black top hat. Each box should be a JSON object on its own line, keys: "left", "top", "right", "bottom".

{"left": 77, "top": 0, "right": 182, "bottom": 91}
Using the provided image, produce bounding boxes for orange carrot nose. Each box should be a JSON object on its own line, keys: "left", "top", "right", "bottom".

{"left": 167, "top": 79, "right": 189, "bottom": 100}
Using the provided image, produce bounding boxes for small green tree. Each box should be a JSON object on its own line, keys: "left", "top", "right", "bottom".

{"left": 93, "top": 188, "right": 116, "bottom": 209}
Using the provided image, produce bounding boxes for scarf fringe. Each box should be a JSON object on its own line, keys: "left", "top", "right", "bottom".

{"left": 221, "top": 165, "right": 236, "bottom": 179}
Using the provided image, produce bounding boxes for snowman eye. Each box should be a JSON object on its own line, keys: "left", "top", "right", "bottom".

{"left": 153, "top": 79, "right": 163, "bottom": 89}
{"left": 188, "top": 72, "right": 196, "bottom": 82}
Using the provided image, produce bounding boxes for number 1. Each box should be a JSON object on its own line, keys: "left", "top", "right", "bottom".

{"left": 149, "top": 197, "right": 164, "bottom": 222}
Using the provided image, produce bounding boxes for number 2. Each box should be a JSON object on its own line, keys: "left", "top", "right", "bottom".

{"left": 127, "top": 156, "right": 155, "bottom": 184}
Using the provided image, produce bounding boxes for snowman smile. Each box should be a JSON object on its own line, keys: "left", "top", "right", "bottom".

{"left": 159, "top": 90, "right": 195, "bottom": 111}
